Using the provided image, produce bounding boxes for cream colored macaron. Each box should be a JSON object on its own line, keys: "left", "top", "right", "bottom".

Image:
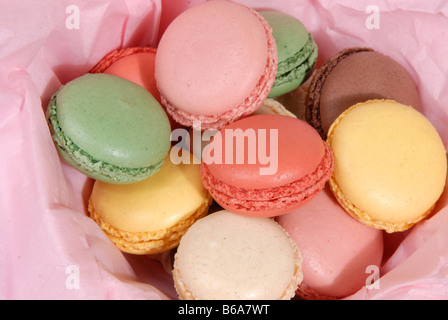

{"left": 327, "top": 99, "right": 447, "bottom": 232}
{"left": 173, "top": 210, "right": 303, "bottom": 300}
{"left": 253, "top": 98, "right": 297, "bottom": 117}
{"left": 88, "top": 147, "right": 212, "bottom": 254}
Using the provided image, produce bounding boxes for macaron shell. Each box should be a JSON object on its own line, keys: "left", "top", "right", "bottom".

{"left": 156, "top": 0, "right": 269, "bottom": 116}
{"left": 260, "top": 11, "right": 318, "bottom": 98}
{"left": 320, "top": 51, "right": 421, "bottom": 134}
{"left": 201, "top": 142, "right": 333, "bottom": 217}
{"left": 103, "top": 50, "right": 160, "bottom": 102}
{"left": 268, "top": 42, "right": 317, "bottom": 98}
{"left": 90, "top": 150, "right": 210, "bottom": 233}
{"left": 200, "top": 114, "right": 334, "bottom": 217}
{"left": 328, "top": 100, "right": 447, "bottom": 232}
{"left": 203, "top": 114, "right": 325, "bottom": 190}
{"left": 55, "top": 73, "right": 171, "bottom": 169}
{"left": 173, "top": 210, "right": 302, "bottom": 300}
{"left": 306, "top": 48, "right": 421, "bottom": 138}
{"left": 277, "top": 186, "right": 384, "bottom": 299}
{"left": 259, "top": 11, "right": 309, "bottom": 65}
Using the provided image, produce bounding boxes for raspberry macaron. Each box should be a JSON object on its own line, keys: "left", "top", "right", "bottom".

{"left": 278, "top": 186, "right": 384, "bottom": 300}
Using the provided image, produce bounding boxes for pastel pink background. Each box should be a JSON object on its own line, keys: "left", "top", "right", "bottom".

{"left": 0, "top": 0, "right": 447, "bottom": 299}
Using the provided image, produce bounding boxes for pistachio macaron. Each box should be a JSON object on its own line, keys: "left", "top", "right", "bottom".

{"left": 46, "top": 73, "right": 171, "bottom": 184}
{"left": 327, "top": 99, "right": 447, "bottom": 232}
{"left": 88, "top": 147, "right": 212, "bottom": 254}
{"left": 259, "top": 11, "right": 317, "bottom": 98}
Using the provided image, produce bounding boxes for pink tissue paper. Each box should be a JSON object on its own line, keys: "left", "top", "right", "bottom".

{"left": 0, "top": 0, "right": 447, "bottom": 300}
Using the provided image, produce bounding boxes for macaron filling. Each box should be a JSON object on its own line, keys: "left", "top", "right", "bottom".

{"left": 47, "top": 94, "right": 163, "bottom": 183}
{"left": 201, "top": 142, "right": 333, "bottom": 215}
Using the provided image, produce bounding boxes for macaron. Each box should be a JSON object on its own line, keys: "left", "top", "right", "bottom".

{"left": 253, "top": 98, "right": 297, "bottom": 118}
{"left": 259, "top": 11, "right": 318, "bottom": 98}
{"left": 91, "top": 47, "right": 161, "bottom": 102}
{"left": 327, "top": 99, "right": 447, "bottom": 232}
{"left": 155, "top": 0, "right": 277, "bottom": 130}
{"left": 306, "top": 47, "right": 421, "bottom": 139}
{"left": 89, "top": 47, "right": 182, "bottom": 131}
{"left": 46, "top": 73, "right": 171, "bottom": 184}
{"left": 173, "top": 210, "right": 303, "bottom": 300}
{"left": 274, "top": 73, "right": 314, "bottom": 121}
{"left": 200, "top": 114, "right": 334, "bottom": 217}
{"left": 88, "top": 147, "right": 212, "bottom": 254}
{"left": 277, "top": 186, "right": 384, "bottom": 300}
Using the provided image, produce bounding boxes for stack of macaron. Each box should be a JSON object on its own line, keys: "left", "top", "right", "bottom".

{"left": 45, "top": 0, "right": 447, "bottom": 300}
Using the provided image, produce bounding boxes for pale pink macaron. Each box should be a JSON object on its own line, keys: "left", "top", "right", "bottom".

{"left": 155, "top": 0, "right": 277, "bottom": 130}
{"left": 277, "top": 185, "right": 384, "bottom": 300}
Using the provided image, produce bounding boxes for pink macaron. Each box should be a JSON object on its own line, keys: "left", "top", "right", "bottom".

{"left": 155, "top": 0, "right": 277, "bottom": 130}
{"left": 200, "top": 114, "right": 334, "bottom": 217}
{"left": 277, "top": 186, "right": 384, "bottom": 300}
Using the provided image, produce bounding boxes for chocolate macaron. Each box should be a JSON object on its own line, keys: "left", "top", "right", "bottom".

{"left": 306, "top": 47, "right": 421, "bottom": 139}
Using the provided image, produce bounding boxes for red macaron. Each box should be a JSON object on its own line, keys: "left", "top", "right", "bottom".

{"left": 200, "top": 114, "right": 334, "bottom": 217}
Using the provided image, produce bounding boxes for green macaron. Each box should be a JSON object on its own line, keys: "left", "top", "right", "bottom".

{"left": 46, "top": 73, "right": 171, "bottom": 184}
{"left": 260, "top": 11, "right": 318, "bottom": 98}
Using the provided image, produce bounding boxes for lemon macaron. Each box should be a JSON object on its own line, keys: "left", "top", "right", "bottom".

{"left": 88, "top": 147, "right": 212, "bottom": 254}
{"left": 327, "top": 99, "right": 447, "bottom": 232}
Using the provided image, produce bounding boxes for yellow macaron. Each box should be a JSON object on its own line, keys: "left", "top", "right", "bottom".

{"left": 327, "top": 99, "right": 447, "bottom": 232}
{"left": 88, "top": 147, "right": 212, "bottom": 254}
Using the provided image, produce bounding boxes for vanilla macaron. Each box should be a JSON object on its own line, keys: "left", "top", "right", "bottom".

{"left": 327, "top": 99, "right": 447, "bottom": 232}
{"left": 173, "top": 210, "right": 302, "bottom": 300}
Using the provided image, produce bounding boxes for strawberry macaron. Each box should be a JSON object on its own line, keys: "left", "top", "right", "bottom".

{"left": 200, "top": 114, "right": 334, "bottom": 217}
{"left": 155, "top": 0, "right": 277, "bottom": 130}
